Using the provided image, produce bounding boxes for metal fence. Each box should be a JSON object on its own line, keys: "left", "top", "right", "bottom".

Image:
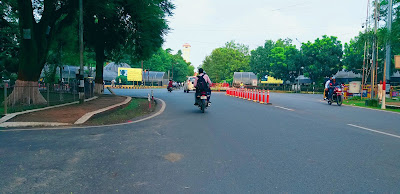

{"left": 255, "top": 85, "right": 325, "bottom": 93}
{"left": 1, "top": 80, "right": 94, "bottom": 115}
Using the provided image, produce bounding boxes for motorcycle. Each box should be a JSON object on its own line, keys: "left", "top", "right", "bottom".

{"left": 328, "top": 85, "right": 343, "bottom": 106}
{"left": 195, "top": 91, "right": 210, "bottom": 113}
{"left": 167, "top": 86, "right": 173, "bottom": 92}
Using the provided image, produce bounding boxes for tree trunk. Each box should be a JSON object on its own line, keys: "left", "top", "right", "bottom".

{"left": 6, "top": 80, "right": 47, "bottom": 106}
{"left": 94, "top": 26, "right": 105, "bottom": 94}
{"left": 9, "top": 0, "right": 54, "bottom": 105}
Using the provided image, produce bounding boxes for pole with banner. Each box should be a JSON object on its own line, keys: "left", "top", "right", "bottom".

{"left": 382, "top": 61, "right": 387, "bottom": 109}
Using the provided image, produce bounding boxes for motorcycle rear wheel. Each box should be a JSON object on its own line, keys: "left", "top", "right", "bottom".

{"left": 201, "top": 99, "right": 206, "bottom": 113}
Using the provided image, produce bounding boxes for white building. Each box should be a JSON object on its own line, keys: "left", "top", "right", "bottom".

{"left": 182, "top": 43, "right": 191, "bottom": 63}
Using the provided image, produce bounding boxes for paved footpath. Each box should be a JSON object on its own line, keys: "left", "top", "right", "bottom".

{"left": 0, "top": 89, "right": 399, "bottom": 193}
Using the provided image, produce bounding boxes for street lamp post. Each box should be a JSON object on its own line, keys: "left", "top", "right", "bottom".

{"left": 297, "top": 67, "right": 304, "bottom": 93}
{"left": 78, "top": 0, "right": 84, "bottom": 103}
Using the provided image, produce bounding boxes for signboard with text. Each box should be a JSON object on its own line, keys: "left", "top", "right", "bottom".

{"left": 118, "top": 67, "right": 143, "bottom": 81}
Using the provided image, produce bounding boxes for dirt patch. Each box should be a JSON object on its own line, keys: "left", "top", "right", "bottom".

{"left": 9, "top": 95, "right": 127, "bottom": 124}
{"left": 164, "top": 153, "right": 184, "bottom": 162}
{"left": 387, "top": 101, "right": 400, "bottom": 106}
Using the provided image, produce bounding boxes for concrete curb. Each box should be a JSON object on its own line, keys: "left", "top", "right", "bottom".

{"left": 74, "top": 96, "right": 131, "bottom": 124}
{"left": 0, "top": 122, "right": 71, "bottom": 128}
{"left": 0, "top": 96, "right": 98, "bottom": 124}
{"left": 107, "top": 87, "right": 116, "bottom": 95}
{"left": 0, "top": 98, "right": 166, "bottom": 132}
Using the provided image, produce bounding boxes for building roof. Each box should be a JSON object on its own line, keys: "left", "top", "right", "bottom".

{"left": 333, "top": 69, "right": 362, "bottom": 79}
{"left": 104, "top": 62, "right": 131, "bottom": 72}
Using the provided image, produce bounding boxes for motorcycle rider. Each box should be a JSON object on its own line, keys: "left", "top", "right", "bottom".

{"left": 324, "top": 77, "right": 332, "bottom": 100}
{"left": 194, "top": 68, "right": 212, "bottom": 106}
{"left": 328, "top": 77, "right": 338, "bottom": 101}
{"left": 168, "top": 79, "right": 173, "bottom": 90}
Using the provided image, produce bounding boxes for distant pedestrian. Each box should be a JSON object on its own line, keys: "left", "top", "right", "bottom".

{"left": 378, "top": 80, "right": 383, "bottom": 102}
{"left": 111, "top": 79, "right": 116, "bottom": 87}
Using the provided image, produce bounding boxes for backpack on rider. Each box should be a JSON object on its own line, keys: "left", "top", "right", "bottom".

{"left": 196, "top": 74, "right": 209, "bottom": 93}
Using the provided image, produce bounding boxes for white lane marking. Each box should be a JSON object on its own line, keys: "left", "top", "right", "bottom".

{"left": 274, "top": 106, "right": 294, "bottom": 111}
{"left": 347, "top": 124, "right": 400, "bottom": 139}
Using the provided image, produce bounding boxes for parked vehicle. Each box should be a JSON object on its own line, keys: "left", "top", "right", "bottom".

{"left": 328, "top": 85, "right": 343, "bottom": 106}
{"left": 184, "top": 77, "right": 196, "bottom": 93}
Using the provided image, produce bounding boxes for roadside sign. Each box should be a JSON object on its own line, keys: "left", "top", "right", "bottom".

{"left": 395, "top": 55, "right": 400, "bottom": 69}
{"left": 261, "top": 75, "right": 268, "bottom": 82}
{"left": 118, "top": 67, "right": 143, "bottom": 81}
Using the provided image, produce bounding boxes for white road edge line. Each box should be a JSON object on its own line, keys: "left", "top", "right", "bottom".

{"left": 274, "top": 106, "right": 294, "bottom": 111}
{"left": 347, "top": 124, "right": 400, "bottom": 139}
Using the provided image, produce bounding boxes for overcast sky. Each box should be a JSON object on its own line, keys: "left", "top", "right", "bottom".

{"left": 163, "top": 0, "right": 368, "bottom": 69}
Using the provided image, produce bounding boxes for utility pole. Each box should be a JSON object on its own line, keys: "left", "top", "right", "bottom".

{"left": 79, "top": 0, "right": 84, "bottom": 103}
{"left": 361, "top": 0, "right": 370, "bottom": 100}
{"left": 385, "top": 0, "right": 393, "bottom": 82}
{"left": 383, "top": 0, "right": 393, "bottom": 109}
{"left": 371, "top": 0, "right": 379, "bottom": 99}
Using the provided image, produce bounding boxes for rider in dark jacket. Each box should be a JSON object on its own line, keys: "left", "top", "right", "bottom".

{"left": 328, "top": 77, "right": 338, "bottom": 101}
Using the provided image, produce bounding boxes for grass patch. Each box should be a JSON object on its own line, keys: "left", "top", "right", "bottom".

{"left": 343, "top": 99, "right": 400, "bottom": 113}
{"left": 87, "top": 98, "right": 156, "bottom": 125}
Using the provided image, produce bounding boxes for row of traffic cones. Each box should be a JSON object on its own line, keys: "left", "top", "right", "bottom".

{"left": 226, "top": 88, "right": 272, "bottom": 105}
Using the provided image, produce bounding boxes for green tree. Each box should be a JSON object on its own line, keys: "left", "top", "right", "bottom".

{"left": 83, "top": 0, "right": 174, "bottom": 94}
{"left": 342, "top": 32, "right": 369, "bottom": 74}
{"left": 249, "top": 40, "right": 275, "bottom": 79}
{"left": 202, "top": 41, "right": 250, "bottom": 83}
{"left": 142, "top": 48, "right": 192, "bottom": 82}
{"left": 0, "top": 1, "right": 19, "bottom": 82}
{"left": 301, "top": 35, "right": 343, "bottom": 84}
{"left": 6, "top": 0, "right": 77, "bottom": 105}
{"left": 269, "top": 39, "right": 301, "bottom": 82}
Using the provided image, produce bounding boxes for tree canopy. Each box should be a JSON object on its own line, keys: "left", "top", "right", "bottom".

{"left": 202, "top": 41, "right": 250, "bottom": 83}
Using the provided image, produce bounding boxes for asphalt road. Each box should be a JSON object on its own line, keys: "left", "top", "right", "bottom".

{"left": 1, "top": 88, "right": 400, "bottom": 193}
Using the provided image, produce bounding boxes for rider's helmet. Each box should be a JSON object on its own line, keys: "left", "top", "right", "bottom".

{"left": 198, "top": 68, "right": 204, "bottom": 74}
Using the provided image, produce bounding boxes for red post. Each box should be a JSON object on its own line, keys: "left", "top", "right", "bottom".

{"left": 258, "top": 90, "right": 261, "bottom": 102}
{"left": 267, "top": 90, "right": 270, "bottom": 104}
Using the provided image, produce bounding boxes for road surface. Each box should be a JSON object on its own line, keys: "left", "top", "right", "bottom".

{"left": 1, "top": 88, "right": 400, "bottom": 193}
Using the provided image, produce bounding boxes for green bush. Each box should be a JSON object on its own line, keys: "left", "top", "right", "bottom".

{"left": 116, "top": 75, "right": 128, "bottom": 85}
{"left": 348, "top": 96, "right": 361, "bottom": 101}
{"left": 365, "top": 99, "right": 379, "bottom": 107}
